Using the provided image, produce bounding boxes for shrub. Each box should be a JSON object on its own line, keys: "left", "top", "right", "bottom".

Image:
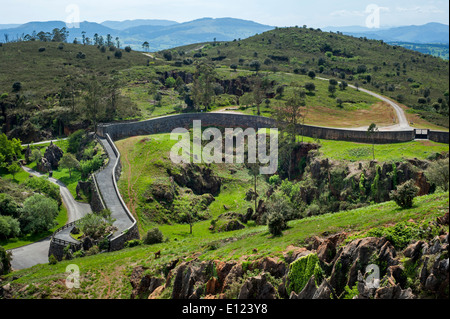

{"left": 125, "top": 239, "right": 142, "bottom": 248}
{"left": 0, "top": 215, "right": 20, "bottom": 239}
{"left": 86, "top": 245, "right": 100, "bottom": 256}
{"left": 76, "top": 51, "right": 86, "bottom": 59}
{"left": 48, "top": 254, "right": 58, "bottom": 265}
{"left": 67, "top": 129, "right": 85, "bottom": 153}
{"left": 124, "top": 46, "right": 132, "bottom": 52}
{"left": 77, "top": 213, "right": 111, "bottom": 240}
{"left": 143, "top": 228, "right": 164, "bottom": 245}
{"left": 22, "top": 177, "right": 61, "bottom": 204}
{"left": 390, "top": 180, "right": 419, "bottom": 209}
{"left": 38, "top": 47, "right": 46, "bottom": 52}
{"left": 425, "top": 158, "right": 449, "bottom": 192}
{"left": 12, "top": 82, "right": 22, "bottom": 92}
{"left": 269, "top": 175, "right": 281, "bottom": 186}
{"left": 0, "top": 193, "right": 19, "bottom": 216}
{"left": 0, "top": 246, "right": 12, "bottom": 275}
{"left": 20, "top": 194, "right": 59, "bottom": 234}
{"left": 114, "top": 50, "right": 122, "bottom": 59}
{"left": 267, "top": 211, "right": 286, "bottom": 237}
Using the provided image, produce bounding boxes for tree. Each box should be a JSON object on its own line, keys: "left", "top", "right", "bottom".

{"left": 59, "top": 153, "right": 80, "bottom": 178}
{"left": 367, "top": 123, "right": 378, "bottom": 160}
{"left": 7, "top": 162, "right": 21, "bottom": 180}
{"left": 390, "top": 180, "right": 419, "bottom": 209}
{"left": 308, "top": 71, "right": 316, "bottom": 79}
{"left": 142, "top": 41, "right": 150, "bottom": 52}
{"left": 12, "top": 82, "right": 21, "bottom": 92}
{"left": 83, "top": 76, "right": 106, "bottom": 133}
{"left": 30, "top": 149, "right": 42, "bottom": 164}
{"left": 425, "top": 158, "right": 449, "bottom": 192}
{"left": 115, "top": 37, "right": 120, "bottom": 48}
{"left": 328, "top": 84, "right": 337, "bottom": 96}
{"left": 77, "top": 210, "right": 114, "bottom": 240}
{"left": 191, "top": 63, "right": 217, "bottom": 111}
{"left": 230, "top": 64, "right": 238, "bottom": 72}
{"left": 336, "top": 98, "right": 343, "bottom": 108}
{"left": 250, "top": 60, "right": 261, "bottom": 73}
{"left": 0, "top": 133, "right": 22, "bottom": 164}
{"left": 304, "top": 82, "right": 315, "bottom": 94}
{"left": 20, "top": 194, "right": 59, "bottom": 234}
{"left": 250, "top": 75, "right": 269, "bottom": 116}
{"left": 267, "top": 212, "right": 286, "bottom": 237}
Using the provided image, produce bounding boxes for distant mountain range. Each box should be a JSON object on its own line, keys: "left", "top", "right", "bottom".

{"left": 0, "top": 19, "right": 448, "bottom": 53}
{"left": 0, "top": 18, "right": 274, "bottom": 51}
{"left": 324, "top": 22, "right": 449, "bottom": 44}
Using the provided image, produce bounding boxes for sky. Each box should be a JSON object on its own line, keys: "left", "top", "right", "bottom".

{"left": 0, "top": 0, "right": 448, "bottom": 27}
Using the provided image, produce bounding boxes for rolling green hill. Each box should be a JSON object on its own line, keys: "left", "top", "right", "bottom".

{"left": 166, "top": 27, "right": 449, "bottom": 127}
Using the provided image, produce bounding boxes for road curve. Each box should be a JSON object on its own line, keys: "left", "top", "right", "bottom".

{"left": 8, "top": 167, "right": 91, "bottom": 270}
{"left": 317, "top": 77, "right": 412, "bottom": 131}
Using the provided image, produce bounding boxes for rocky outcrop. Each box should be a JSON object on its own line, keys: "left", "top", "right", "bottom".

{"left": 43, "top": 142, "right": 63, "bottom": 170}
{"left": 168, "top": 163, "right": 222, "bottom": 196}
{"left": 127, "top": 224, "right": 449, "bottom": 300}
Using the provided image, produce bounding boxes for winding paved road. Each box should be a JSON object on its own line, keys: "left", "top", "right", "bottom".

{"left": 8, "top": 167, "right": 91, "bottom": 270}
{"left": 95, "top": 136, "right": 135, "bottom": 239}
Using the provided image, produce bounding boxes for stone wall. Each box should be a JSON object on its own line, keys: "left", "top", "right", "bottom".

{"left": 429, "top": 130, "right": 450, "bottom": 144}
{"left": 97, "top": 113, "right": 448, "bottom": 145}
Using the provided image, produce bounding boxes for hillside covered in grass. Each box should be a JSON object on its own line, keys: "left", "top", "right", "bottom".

{"left": 165, "top": 27, "right": 449, "bottom": 127}
{"left": 1, "top": 191, "right": 447, "bottom": 299}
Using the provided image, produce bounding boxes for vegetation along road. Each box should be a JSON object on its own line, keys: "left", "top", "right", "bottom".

{"left": 8, "top": 166, "right": 91, "bottom": 270}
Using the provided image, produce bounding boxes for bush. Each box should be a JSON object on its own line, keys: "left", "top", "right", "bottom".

{"left": 114, "top": 50, "right": 122, "bottom": 59}
{"left": 124, "top": 46, "right": 132, "bottom": 52}
{"left": 267, "top": 211, "right": 286, "bottom": 237}
{"left": 20, "top": 194, "right": 59, "bottom": 234}
{"left": 143, "top": 228, "right": 164, "bottom": 245}
{"left": 0, "top": 193, "right": 19, "bottom": 216}
{"left": 12, "top": 82, "right": 22, "bottom": 92}
{"left": 125, "top": 239, "right": 142, "bottom": 248}
{"left": 48, "top": 254, "right": 58, "bottom": 265}
{"left": 269, "top": 175, "right": 281, "bottom": 186}
{"left": 0, "top": 246, "right": 12, "bottom": 275}
{"left": 425, "top": 158, "right": 449, "bottom": 192}
{"left": 86, "top": 245, "right": 100, "bottom": 256}
{"left": 0, "top": 215, "right": 20, "bottom": 239}
{"left": 390, "top": 180, "right": 419, "bottom": 209}
{"left": 67, "top": 129, "right": 85, "bottom": 153}
{"left": 77, "top": 213, "right": 111, "bottom": 240}
{"left": 22, "top": 177, "right": 61, "bottom": 204}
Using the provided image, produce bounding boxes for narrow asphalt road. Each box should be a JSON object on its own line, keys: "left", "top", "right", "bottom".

{"left": 95, "top": 137, "right": 135, "bottom": 238}
{"left": 8, "top": 167, "right": 91, "bottom": 270}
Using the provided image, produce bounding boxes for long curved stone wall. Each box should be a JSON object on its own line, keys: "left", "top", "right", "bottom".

{"left": 97, "top": 113, "right": 449, "bottom": 144}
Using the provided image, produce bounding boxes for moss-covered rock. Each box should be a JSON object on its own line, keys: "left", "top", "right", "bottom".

{"left": 287, "top": 253, "right": 323, "bottom": 295}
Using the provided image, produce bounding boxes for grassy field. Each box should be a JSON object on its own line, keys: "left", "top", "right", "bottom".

{"left": 5, "top": 191, "right": 448, "bottom": 298}
{"left": 305, "top": 137, "right": 449, "bottom": 162}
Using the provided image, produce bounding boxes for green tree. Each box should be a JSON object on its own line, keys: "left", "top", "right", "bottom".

{"left": 191, "top": 63, "right": 217, "bottom": 112}
{"left": 7, "top": 162, "right": 21, "bottom": 180}
{"left": 83, "top": 76, "right": 106, "bottom": 133}
{"left": 425, "top": 158, "right": 449, "bottom": 192}
{"left": 308, "top": 71, "right": 316, "bottom": 79}
{"left": 250, "top": 60, "right": 261, "bottom": 73}
{"left": 328, "top": 84, "right": 337, "bottom": 96}
{"left": 142, "top": 41, "right": 150, "bottom": 52}
{"left": 304, "top": 82, "right": 316, "bottom": 94}
{"left": 367, "top": 123, "right": 378, "bottom": 160}
{"left": 59, "top": 153, "right": 80, "bottom": 178}
{"left": 20, "top": 194, "right": 59, "bottom": 234}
